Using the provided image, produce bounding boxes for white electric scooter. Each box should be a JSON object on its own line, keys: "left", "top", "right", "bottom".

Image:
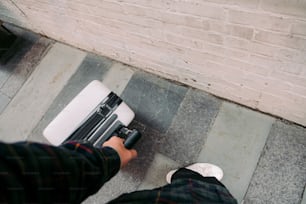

{"left": 43, "top": 80, "right": 141, "bottom": 149}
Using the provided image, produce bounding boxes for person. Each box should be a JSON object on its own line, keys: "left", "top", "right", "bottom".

{"left": 0, "top": 136, "right": 237, "bottom": 203}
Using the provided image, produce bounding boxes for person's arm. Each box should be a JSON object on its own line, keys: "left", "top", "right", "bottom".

{"left": 0, "top": 136, "right": 137, "bottom": 203}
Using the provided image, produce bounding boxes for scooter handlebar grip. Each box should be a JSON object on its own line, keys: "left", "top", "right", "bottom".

{"left": 124, "top": 130, "right": 141, "bottom": 149}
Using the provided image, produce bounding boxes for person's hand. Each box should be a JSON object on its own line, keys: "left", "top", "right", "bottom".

{"left": 103, "top": 136, "right": 137, "bottom": 168}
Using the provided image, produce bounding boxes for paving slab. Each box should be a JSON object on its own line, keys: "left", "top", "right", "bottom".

{"left": 121, "top": 71, "right": 188, "bottom": 133}
{"left": 0, "top": 24, "right": 39, "bottom": 65}
{"left": 102, "top": 62, "right": 134, "bottom": 96}
{"left": 0, "top": 43, "right": 86, "bottom": 142}
{"left": 29, "top": 53, "right": 112, "bottom": 142}
{"left": 0, "top": 69, "right": 10, "bottom": 88}
{"left": 244, "top": 120, "right": 306, "bottom": 204}
{"left": 159, "top": 88, "right": 222, "bottom": 165}
{"left": 138, "top": 153, "right": 180, "bottom": 190}
{"left": 302, "top": 188, "right": 306, "bottom": 204}
{"left": 1, "top": 37, "right": 52, "bottom": 98}
{"left": 0, "top": 91, "right": 10, "bottom": 114}
{"left": 198, "top": 102, "right": 275, "bottom": 203}
{"left": 0, "top": 25, "right": 40, "bottom": 87}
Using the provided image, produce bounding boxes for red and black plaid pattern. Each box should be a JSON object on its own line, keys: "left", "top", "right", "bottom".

{"left": 0, "top": 141, "right": 120, "bottom": 203}
{"left": 109, "top": 178, "right": 237, "bottom": 204}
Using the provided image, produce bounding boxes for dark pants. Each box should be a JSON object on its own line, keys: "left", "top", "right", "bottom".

{"left": 109, "top": 167, "right": 237, "bottom": 203}
{"left": 172, "top": 168, "right": 226, "bottom": 188}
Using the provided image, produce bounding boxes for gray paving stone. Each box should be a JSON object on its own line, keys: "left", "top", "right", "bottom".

{"left": 0, "top": 68, "right": 10, "bottom": 88}
{"left": 83, "top": 170, "right": 141, "bottom": 204}
{"left": 0, "top": 43, "right": 86, "bottom": 142}
{"left": 1, "top": 37, "right": 53, "bottom": 98}
{"left": 29, "top": 53, "right": 113, "bottom": 142}
{"left": 0, "top": 25, "right": 40, "bottom": 87}
{"left": 302, "top": 188, "right": 306, "bottom": 204}
{"left": 138, "top": 153, "right": 180, "bottom": 190}
{"left": 198, "top": 102, "right": 275, "bottom": 203}
{"left": 0, "top": 91, "right": 10, "bottom": 114}
{"left": 102, "top": 62, "right": 134, "bottom": 96}
{"left": 0, "top": 5, "right": 30, "bottom": 29}
{"left": 160, "top": 88, "right": 222, "bottom": 165}
{"left": 121, "top": 71, "right": 188, "bottom": 133}
{"left": 244, "top": 120, "right": 306, "bottom": 204}
{"left": 0, "top": 24, "right": 40, "bottom": 64}
{"left": 123, "top": 120, "right": 166, "bottom": 182}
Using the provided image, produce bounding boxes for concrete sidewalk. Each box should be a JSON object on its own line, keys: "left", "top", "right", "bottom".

{"left": 0, "top": 25, "right": 305, "bottom": 204}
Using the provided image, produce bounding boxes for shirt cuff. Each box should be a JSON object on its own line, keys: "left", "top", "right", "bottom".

{"left": 99, "top": 146, "right": 121, "bottom": 179}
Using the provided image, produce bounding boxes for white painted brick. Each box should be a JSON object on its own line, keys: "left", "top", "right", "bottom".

{"left": 126, "top": 43, "right": 187, "bottom": 69}
{"left": 207, "top": 22, "right": 254, "bottom": 40}
{"left": 224, "top": 37, "right": 250, "bottom": 50}
{"left": 223, "top": 58, "right": 271, "bottom": 76}
{"left": 168, "top": 43, "right": 248, "bottom": 68}
{"left": 249, "top": 54, "right": 306, "bottom": 77}
{"left": 123, "top": 4, "right": 146, "bottom": 16}
{"left": 165, "top": 34, "right": 249, "bottom": 61}
{"left": 161, "top": 11, "right": 209, "bottom": 30}
{"left": 290, "top": 85, "right": 306, "bottom": 97}
{"left": 164, "top": 33, "right": 204, "bottom": 50}
{"left": 279, "top": 62, "right": 305, "bottom": 76}
{"left": 171, "top": 1, "right": 226, "bottom": 20}
{"left": 233, "top": 73, "right": 272, "bottom": 92}
{"left": 276, "top": 48, "right": 306, "bottom": 64}
{"left": 261, "top": 0, "right": 306, "bottom": 18}
{"left": 0, "top": 0, "right": 32, "bottom": 29}
{"left": 224, "top": 47, "right": 249, "bottom": 59}
{"left": 263, "top": 79, "right": 293, "bottom": 95}
{"left": 256, "top": 92, "right": 286, "bottom": 112}
{"left": 208, "top": 19, "right": 227, "bottom": 34}
{"left": 286, "top": 93, "right": 306, "bottom": 106}
{"left": 197, "top": 61, "right": 245, "bottom": 81}
{"left": 2, "top": 0, "right": 306, "bottom": 126}
{"left": 255, "top": 30, "right": 306, "bottom": 51}
{"left": 206, "top": 0, "right": 260, "bottom": 8}
{"left": 292, "top": 21, "right": 306, "bottom": 36}
{"left": 271, "top": 70, "right": 306, "bottom": 87}
{"left": 181, "top": 48, "right": 225, "bottom": 66}
{"left": 179, "top": 27, "right": 224, "bottom": 45}
{"left": 116, "top": 0, "right": 172, "bottom": 11}
{"left": 185, "top": 69, "right": 243, "bottom": 93}
{"left": 229, "top": 9, "right": 292, "bottom": 33}
{"left": 249, "top": 42, "right": 277, "bottom": 58}
{"left": 186, "top": 16, "right": 210, "bottom": 29}
{"left": 204, "top": 83, "right": 262, "bottom": 109}
{"left": 227, "top": 24, "right": 254, "bottom": 40}
{"left": 96, "top": 1, "right": 124, "bottom": 13}
{"left": 263, "top": 46, "right": 306, "bottom": 66}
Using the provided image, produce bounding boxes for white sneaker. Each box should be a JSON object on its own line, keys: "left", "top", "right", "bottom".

{"left": 166, "top": 163, "right": 224, "bottom": 184}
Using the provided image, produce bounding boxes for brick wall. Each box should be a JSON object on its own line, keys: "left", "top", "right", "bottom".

{"left": 1, "top": 0, "right": 306, "bottom": 126}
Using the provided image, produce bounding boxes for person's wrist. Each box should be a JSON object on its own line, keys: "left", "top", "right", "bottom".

{"left": 102, "top": 136, "right": 137, "bottom": 168}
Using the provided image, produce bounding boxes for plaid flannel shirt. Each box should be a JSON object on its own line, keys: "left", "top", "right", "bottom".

{"left": 0, "top": 141, "right": 120, "bottom": 203}
{"left": 0, "top": 141, "right": 237, "bottom": 204}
